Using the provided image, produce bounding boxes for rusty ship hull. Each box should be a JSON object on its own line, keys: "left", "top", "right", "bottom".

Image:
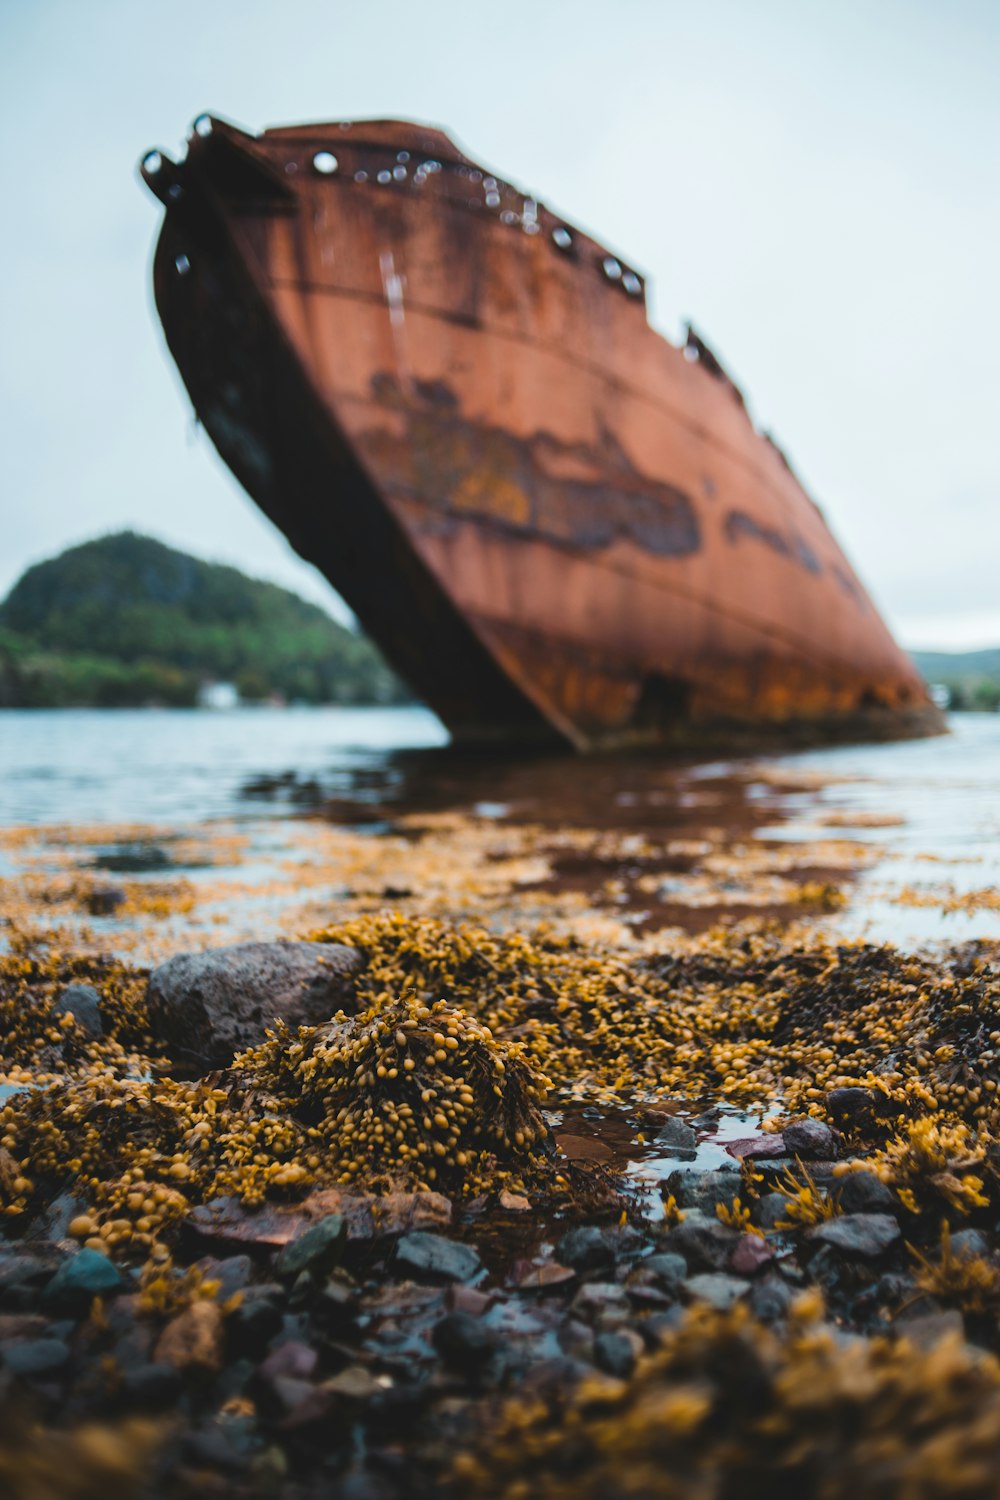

{"left": 140, "top": 115, "right": 941, "bottom": 750}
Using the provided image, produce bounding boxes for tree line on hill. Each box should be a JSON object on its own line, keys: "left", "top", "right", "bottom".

{"left": 0, "top": 532, "right": 411, "bottom": 709}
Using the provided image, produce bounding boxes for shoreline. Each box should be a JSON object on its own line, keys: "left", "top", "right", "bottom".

{"left": 2, "top": 730, "right": 999, "bottom": 1497}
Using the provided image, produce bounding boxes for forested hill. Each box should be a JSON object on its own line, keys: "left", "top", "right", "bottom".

{"left": 910, "top": 648, "right": 1000, "bottom": 711}
{"left": 0, "top": 532, "right": 409, "bottom": 708}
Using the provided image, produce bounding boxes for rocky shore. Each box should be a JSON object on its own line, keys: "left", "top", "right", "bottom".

{"left": 3, "top": 911, "right": 1000, "bottom": 1499}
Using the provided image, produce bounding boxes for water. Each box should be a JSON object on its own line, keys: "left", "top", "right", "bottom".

{"left": 0, "top": 707, "right": 997, "bottom": 946}
{"left": 0, "top": 706, "right": 447, "bottom": 826}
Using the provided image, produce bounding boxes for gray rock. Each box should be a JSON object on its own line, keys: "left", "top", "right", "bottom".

{"left": 664, "top": 1210, "right": 737, "bottom": 1272}
{"left": 276, "top": 1215, "right": 346, "bottom": 1279}
{"left": 593, "top": 1330, "right": 642, "bottom": 1378}
{"left": 432, "top": 1310, "right": 497, "bottom": 1369}
{"left": 683, "top": 1273, "right": 749, "bottom": 1311}
{"left": 639, "top": 1252, "right": 687, "bottom": 1292}
{"left": 1, "top": 1337, "right": 71, "bottom": 1377}
{"left": 808, "top": 1213, "right": 900, "bottom": 1257}
{"left": 43, "top": 1249, "right": 124, "bottom": 1310}
{"left": 556, "top": 1226, "right": 614, "bottom": 1276}
{"left": 120, "top": 1362, "right": 182, "bottom": 1408}
{"left": 570, "top": 1281, "right": 630, "bottom": 1326}
{"left": 653, "top": 1118, "right": 697, "bottom": 1155}
{"left": 896, "top": 1308, "right": 966, "bottom": 1350}
{"left": 57, "top": 984, "right": 104, "bottom": 1038}
{"left": 754, "top": 1193, "right": 790, "bottom": 1230}
{"left": 835, "top": 1171, "right": 897, "bottom": 1215}
{"left": 666, "top": 1169, "right": 742, "bottom": 1216}
{"left": 949, "top": 1228, "right": 991, "bottom": 1262}
{"left": 147, "top": 940, "right": 364, "bottom": 1070}
{"left": 749, "top": 1274, "right": 794, "bottom": 1320}
{"left": 394, "top": 1232, "right": 481, "bottom": 1283}
{"left": 782, "top": 1118, "right": 836, "bottom": 1159}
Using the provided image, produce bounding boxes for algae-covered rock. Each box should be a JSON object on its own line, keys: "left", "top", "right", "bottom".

{"left": 147, "top": 940, "right": 364, "bottom": 1070}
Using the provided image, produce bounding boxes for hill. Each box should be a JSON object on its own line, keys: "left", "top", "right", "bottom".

{"left": 910, "top": 648, "right": 1000, "bottom": 711}
{"left": 0, "top": 532, "right": 409, "bottom": 708}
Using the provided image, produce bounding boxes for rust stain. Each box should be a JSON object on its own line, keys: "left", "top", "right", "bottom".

{"left": 139, "top": 114, "right": 943, "bottom": 751}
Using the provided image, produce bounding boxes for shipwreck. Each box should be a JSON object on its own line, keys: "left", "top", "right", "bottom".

{"left": 140, "top": 115, "right": 941, "bottom": 750}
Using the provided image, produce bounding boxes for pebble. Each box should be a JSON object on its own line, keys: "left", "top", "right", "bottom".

{"left": 432, "top": 1310, "right": 497, "bottom": 1370}
{"left": 808, "top": 1213, "right": 901, "bottom": 1257}
{"left": 652, "top": 1118, "right": 697, "bottom": 1155}
{"left": 835, "top": 1171, "right": 898, "bottom": 1215}
{"left": 394, "top": 1232, "right": 481, "bottom": 1283}
{"left": 1, "top": 1336, "right": 71, "bottom": 1377}
{"left": 43, "top": 1248, "right": 124, "bottom": 1310}
{"left": 729, "top": 1234, "right": 774, "bottom": 1276}
{"left": 155, "top": 1298, "right": 224, "bottom": 1372}
{"left": 782, "top": 1118, "right": 836, "bottom": 1159}
{"left": 665, "top": 1210, "right": 737, "bottom": 1272}
{"left": 57, "top": 983, "right": 104, "bottom": 1037}
{"left": 593, "top": 1329, "right": 642, "bottom": 1378}
{"left": 666, "top": 1169, "right": 742, "bottom": 1216}
{"left": 949, "top": 1228, "right": 991, "bottom": 1261}
{"left": 683, "top": 1273, "right": 749, "bottom": 1311}
{"left": 556, "top": 1226, "right": 614, "bottom": 1275}
{"left": 276, "top": 1215, "right": 346, "bottom": 1278}
{"left": 636, "top": 1251, "right": 687, "bottom": 1292}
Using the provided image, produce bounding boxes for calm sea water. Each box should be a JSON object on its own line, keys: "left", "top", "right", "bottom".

{"left": 0, "top": 707, "right": 997, "bottom": 944}
{"left": 0, "top": 706, "right": 447, "bottom": 826}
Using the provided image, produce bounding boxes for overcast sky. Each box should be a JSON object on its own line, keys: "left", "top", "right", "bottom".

{"left": 1, "top": 0, "right": 997, "bottom": 649}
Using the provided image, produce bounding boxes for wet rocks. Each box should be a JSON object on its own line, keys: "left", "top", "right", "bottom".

{"left": 664, "top": 1210, "right": 737, "bottom": 1272}
{"left": 665, "top": 1169, "right": 742, "bottom": 1216}
{"left": 275, "top": 1215, "right": 347, "bottom": 1279}
{"left": 394, "top": 1232, "right": 481, "bottom": 1283}
{"left": 56, "top": 983, "right": 104, "bottom": 1038}
{"left": 834, "top": 1170, "right": 898, "bottom": 1214}
{"left": 556, "top": 1225, "right": 614, "bottom": 1276}
{"left": 593, "top": 1329, "right": 642, "bottom": 1378}
{"left": 154, "top": 1299, "right": 225, "bottom": 1372}
{"left": 0, "top": 1336, "right": 71, "bottom": 1377}
{"left": 808, "top": 1213, "right": 901, "bottom": 1257}
{"left": 147, "top": 939, "right": 365, "bottom": 1070}
{"left": 783, "top": 1118, "right": 837, "bottom": 1158}
{"left": 683, "top": 1272, "right": 749, "bottom": 1311}
{"left": 42, "top": 1248, "right": 124, "bottom": 1311}
{"left": 652, "top": 1117, "right": 697, "bottom": 1156}
{"left": 432, "top": 1310, "right": 497, "bottom": 1370}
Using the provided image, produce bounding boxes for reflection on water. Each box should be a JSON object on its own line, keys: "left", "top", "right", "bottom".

{"left": 0, "top": 707, "right": 997, "bottom": 948}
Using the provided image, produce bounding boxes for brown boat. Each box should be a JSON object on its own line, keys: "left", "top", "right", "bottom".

{"left": 140, "top": 114, "right": 941, "bottom": 750}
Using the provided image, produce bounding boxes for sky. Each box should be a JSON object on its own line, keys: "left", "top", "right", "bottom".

{"left": 0, "top": 0, "right": 997, "bottom": 650}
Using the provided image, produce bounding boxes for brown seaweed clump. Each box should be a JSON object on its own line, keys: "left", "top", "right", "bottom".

{"left": 453, "top": 1298, "right": 1000, "bottom": 1500}
{"left": 229, "top": 994, "right": 554, "bottom": 1196}
{"left": 1, "top": 992, "right": 558, "bottom": 1247}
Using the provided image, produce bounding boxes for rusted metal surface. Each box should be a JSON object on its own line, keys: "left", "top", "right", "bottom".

{"left": 140, "top": 115, "right": 942, "bottom": 750}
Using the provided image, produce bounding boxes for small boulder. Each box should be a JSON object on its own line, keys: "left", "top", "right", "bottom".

{"left": 147, "top": 940, "right": 364, "bottom": 1070}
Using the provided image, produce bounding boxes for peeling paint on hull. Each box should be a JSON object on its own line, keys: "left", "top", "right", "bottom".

{"left": 140, "top": 116, "right": 943, "bottom": 751}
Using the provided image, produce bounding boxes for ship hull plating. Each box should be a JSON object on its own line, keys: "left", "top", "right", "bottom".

{"left": 141, "top": 117, "right": 942, "bottom": 750}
